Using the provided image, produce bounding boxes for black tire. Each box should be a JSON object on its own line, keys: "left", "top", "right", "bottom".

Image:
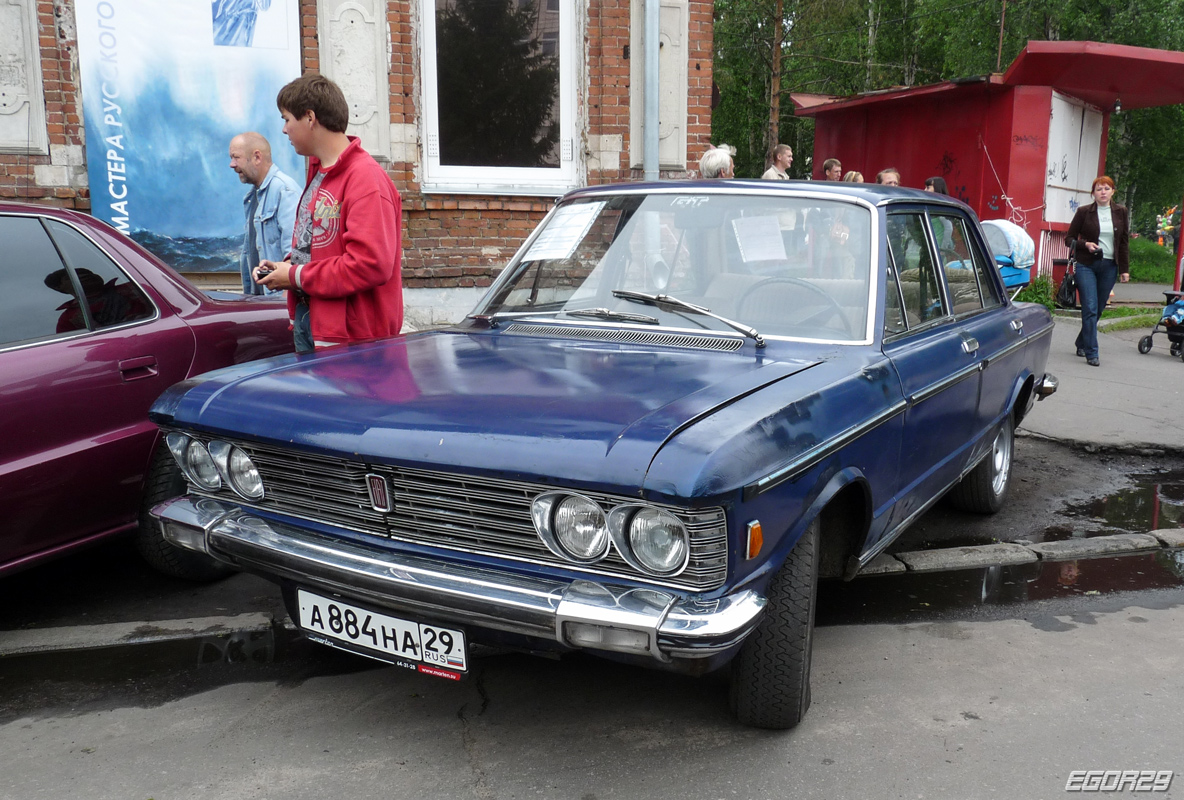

{"left": 729, "top": 518, "right": 819, "bottom": 730}
{"left": 1138, "top": 336, "right": 1154, "bottom": 354}
{"left": 1171, "top": 342, "right": 1182, "bottom": 358}
{"left": 136, "top": 442, "right": 235, "bottom": 582}
{"left": 947, "top": 416, "right": 1014, "bottom": 514}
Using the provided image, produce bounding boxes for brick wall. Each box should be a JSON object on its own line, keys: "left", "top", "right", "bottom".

{"left": 7, "top": 0, "right": 715, "bottom": 299}
{"left": 0, "top": 0, "right": 88, "bottom": 209}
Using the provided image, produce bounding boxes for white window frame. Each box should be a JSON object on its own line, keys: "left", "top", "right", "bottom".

{"left": 419, "top": 0, "right": 582, "bottom": 196}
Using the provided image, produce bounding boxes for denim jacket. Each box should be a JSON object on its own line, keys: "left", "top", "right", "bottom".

{"left": 240, "top": 163, "right": 301, "bottom": 294}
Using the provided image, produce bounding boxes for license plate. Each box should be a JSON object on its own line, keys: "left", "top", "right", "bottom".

{"left": 297, "top": 590, "right": 467, "bottom": 674}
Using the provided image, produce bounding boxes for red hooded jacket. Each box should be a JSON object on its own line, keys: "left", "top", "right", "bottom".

{"left": 289, "top": 137, "right": 403, "bottom": 345}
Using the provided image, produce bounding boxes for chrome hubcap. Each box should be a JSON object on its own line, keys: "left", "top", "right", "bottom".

{"left": 990, "top": 425, "right": 1012, "bottom": 496}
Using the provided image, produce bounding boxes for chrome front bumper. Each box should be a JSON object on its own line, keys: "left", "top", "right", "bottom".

{"left": 152, "top": 497, "right": 766, "bottom": 663}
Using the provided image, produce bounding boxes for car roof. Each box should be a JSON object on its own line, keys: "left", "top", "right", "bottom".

{"left": 562, "top": 179, "right": 971, "bottom": 211}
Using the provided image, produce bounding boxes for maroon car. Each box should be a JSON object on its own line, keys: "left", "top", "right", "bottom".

{"left": 0, "top": 202, "right": 293, "bottom": 579}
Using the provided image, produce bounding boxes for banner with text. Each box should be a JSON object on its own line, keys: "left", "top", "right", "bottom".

{"left": 76, "top": 0, "right": 302, "bottom": 272}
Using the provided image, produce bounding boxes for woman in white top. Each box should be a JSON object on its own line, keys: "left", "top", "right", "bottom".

{"left": 1064, "top": 176, "right": 1130, "bottom": 367}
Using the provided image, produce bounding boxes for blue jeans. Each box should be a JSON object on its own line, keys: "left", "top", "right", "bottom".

{"left": 1074, "top": 258, "right": 1118, "bottom": 359}
{"left": 294, "top": 301, "right": 314, "bottom": 354}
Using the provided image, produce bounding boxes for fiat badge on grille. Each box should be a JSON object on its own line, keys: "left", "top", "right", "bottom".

{"left": 366, "top": 473, "right": 392, "bottom": 512}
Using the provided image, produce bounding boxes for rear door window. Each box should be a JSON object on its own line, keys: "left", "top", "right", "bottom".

{"left": 45, "top": 220, "right": 154, "bottom": 329}
{"left": 0, "top": 215, "right": 86, "bottom": 346}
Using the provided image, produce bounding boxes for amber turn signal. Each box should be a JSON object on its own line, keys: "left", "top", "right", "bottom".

{"left": 746, "top": 520, "right": 763, "bottom": 560}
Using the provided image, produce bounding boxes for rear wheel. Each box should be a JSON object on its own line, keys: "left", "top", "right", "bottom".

{"left": 1171, "top": 341, "right": 1182, "bottom": 358}
{"left": 136, "top": 443, "right": 234, "bottom": 581}
{"left": 1138, "top": 336, "right": 1154, "bottom": 354}
{"left": 729, "top": 518, "right": 819, "bottom": 730}
{"left": 947, "top": 416, "right": 1014, "bottom": 514}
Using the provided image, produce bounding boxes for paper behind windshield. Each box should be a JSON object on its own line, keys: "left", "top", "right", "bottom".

{"left": 523, "top": 202, "right": 607, "bottom": 261}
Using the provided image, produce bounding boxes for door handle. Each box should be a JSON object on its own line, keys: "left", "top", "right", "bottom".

{"left": 960, "top": 336, "right": 979, "bottom": 355}
{"left": 1010, "top": 319, "right": 1024, "bottom": 333}
{"left": 119, "top": 356, "right": 158, "bottom": 382}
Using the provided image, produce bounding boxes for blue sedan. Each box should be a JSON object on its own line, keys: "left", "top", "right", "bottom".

{"left": 149, "top": 181, "right": 1057, "bottom": 728}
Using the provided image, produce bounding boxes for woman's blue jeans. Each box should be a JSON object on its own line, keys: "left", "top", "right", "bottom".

{"left": 1074, "top": 258, "right": 1118, "bottom": 359}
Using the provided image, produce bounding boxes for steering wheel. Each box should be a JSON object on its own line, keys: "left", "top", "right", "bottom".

{"left": 736, "top": 277, "right": 855, "bottom": 339}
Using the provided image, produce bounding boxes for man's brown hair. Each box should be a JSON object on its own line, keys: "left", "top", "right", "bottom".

{"left": 277, "top": 74, "right": 349, "bottom": 134}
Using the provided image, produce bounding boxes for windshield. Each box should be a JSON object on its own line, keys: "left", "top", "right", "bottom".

{"left": 480, "top": 192, "right": 873, "bottom": 342}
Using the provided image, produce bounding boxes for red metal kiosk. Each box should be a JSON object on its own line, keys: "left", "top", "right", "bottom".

{"left": 794, "top": 41, "right": 1184, "bottom": 290}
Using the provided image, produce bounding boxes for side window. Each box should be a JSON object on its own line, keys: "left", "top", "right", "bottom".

{"left": 883, "top": 257, "right": 908, "bottom": 336}
{"left": 967, "top": 223, "right": 1003, "bottom": 309}
{"left": 931, "top": 213, "right": 985, "bottom": 315}
{"left": 45, "top": 220, "right": 154, "bottom": 329}
{"left": 886, "top": 213, "right": 947, "bottom": 326}
{"left": 0, "top": 215, "right": 86, "bottom": 346}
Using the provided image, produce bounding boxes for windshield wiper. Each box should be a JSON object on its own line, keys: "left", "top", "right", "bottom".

{"left": 612, "top": 290, "right": 765, "bottom": 347}
{"left": 565, "top": 307, "right": 659, "bottom": 324}
{"left": 467, "top": 310, "right": 564, "bottom": 327}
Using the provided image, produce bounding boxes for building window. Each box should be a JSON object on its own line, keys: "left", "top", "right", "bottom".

{"left": 420, "top": 0, "right": 578, "bottom": 195}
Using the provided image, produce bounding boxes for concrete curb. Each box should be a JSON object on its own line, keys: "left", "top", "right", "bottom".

{"left": 869, "top": 529, "right": 1183, "bottom": 577}
{"left": 0, "top": 613, "right": 278, "bottom": 658}
{"left": 5, "top": 532, "right": 1183, "bottom": 658}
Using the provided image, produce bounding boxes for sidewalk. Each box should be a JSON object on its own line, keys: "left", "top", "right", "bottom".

{"left": 1019, "top": 290, "right": 1184, "bottom": 454}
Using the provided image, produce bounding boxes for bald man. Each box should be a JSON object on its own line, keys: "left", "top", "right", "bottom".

{"left": 229, "top": 132, "right": 300, "bottom": 294}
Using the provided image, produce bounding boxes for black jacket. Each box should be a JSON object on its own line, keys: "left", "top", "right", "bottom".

{"left": 1065, "top": 202, "right": 1130, "bottom": 274}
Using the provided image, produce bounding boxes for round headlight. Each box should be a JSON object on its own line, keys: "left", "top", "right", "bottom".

{"left": 227, "top": 447, "right": 264, "bottom": 499}
{"left": 184, "top": 441, "right": 221, "bottom": 491}
{"left": 628, "top": 508, "right": 688, "bottom": 574}
{"left": 553, "top": 496, "right": 610, "bottom": 561}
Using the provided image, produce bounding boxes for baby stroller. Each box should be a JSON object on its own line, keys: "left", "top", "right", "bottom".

{"left": 1137, "top": 290, "right": 1184, "bottom": 362}
{"left": 981, "top": 219, "right": 1035, "bottom": 298}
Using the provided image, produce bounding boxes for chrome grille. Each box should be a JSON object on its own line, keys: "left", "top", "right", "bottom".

{"left": 504, "top": 323, "right": 744, "bottom": 351}
{"left": 180, "top": 435, "right": 728, "bottom": 591}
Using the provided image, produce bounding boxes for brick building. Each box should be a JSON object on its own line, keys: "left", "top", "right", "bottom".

{"left": 1, "top": 0, "right": 714, "bottom": 327}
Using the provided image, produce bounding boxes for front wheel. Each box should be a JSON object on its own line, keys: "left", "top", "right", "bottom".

{"left": 729, "top": 518, "right": 819, "bottom": 730}
{"left": 136, "top": 442, "right": 235, "bottom": 582}
{"left": 1138, "top": 336, "right": 1154, "bottom": 354}
{"left": 947, "top": 417, "right": 1014, "bottom": 514}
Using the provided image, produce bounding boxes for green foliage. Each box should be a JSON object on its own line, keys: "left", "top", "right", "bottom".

{"left": 435, "top": 0, "right": 558, "bottom": 168}
{"left": 1013, "top": 275, "right": 1054, "bottom": 313}
{"left": 713, "top": 0, "right": 1184, "bottom": 213}
{"left": 1128, "top": 238, "right": 1178, "bottom": 284}
{"left": 1098, "top": 313, "right": 1162, "bottom": 332}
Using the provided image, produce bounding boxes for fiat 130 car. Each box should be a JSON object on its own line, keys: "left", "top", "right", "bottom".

{"left": 150, "top": 181, "right": 1056, "bottom": 728}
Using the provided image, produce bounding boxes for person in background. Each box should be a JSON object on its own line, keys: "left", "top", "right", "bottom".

{"left": 700, "top": 144, "right": 736, "bottom": 179}
{"left": 842, "top": 171, "right": 864, "bottom": 183}
{"left": 762, "top": 144, "right": 792, "bottom": 180}
{"left": 924, "top": 176, "right": 949, "bottom": 195}
{"left": 229, "top": 132, "right": 300, "bottom": 295}
{"left": 875, "top": 168, "right": 901, "bottom": 187}
{"left": 255, "top": 74, "right": 404, "bottom": 353}
{"left": 823, "top": 158, "right": 843, "bottom": 181}
{"left": 1064, "top": 175, "right": 1130, "bottom": 367}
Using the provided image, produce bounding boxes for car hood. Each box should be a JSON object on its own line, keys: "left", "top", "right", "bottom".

{"left": 154, "top": 330, "right": 819, "bottom": 492}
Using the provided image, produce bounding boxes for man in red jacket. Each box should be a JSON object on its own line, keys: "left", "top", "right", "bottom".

{"left": 256, "top": 74, "right": 403, "bottom": 352}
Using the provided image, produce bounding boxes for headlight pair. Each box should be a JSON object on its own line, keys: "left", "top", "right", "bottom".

{"left": 166, "top": 433, "right": 264, "bottom": 500}
{"left": 531, "top": 493, "right": 689, "bottom": 577}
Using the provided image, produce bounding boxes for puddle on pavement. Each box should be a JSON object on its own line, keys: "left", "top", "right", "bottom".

{"left": 818, "top": 550, "right": 1184, "bottom": 626}
{"left": 1046, "top": 470, "right": 1184, "bottom": 540}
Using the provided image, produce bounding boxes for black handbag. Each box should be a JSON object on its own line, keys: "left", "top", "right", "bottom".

{"left": 1056, "top": 265, "right": 1078, "bottom": 309}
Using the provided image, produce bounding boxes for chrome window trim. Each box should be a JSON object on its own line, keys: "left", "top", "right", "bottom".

{"left": 0, "top": 211, "right": 162, "bottom": 354}
{"left": 743, "top": 399, "right": 908, "bottom": 500}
